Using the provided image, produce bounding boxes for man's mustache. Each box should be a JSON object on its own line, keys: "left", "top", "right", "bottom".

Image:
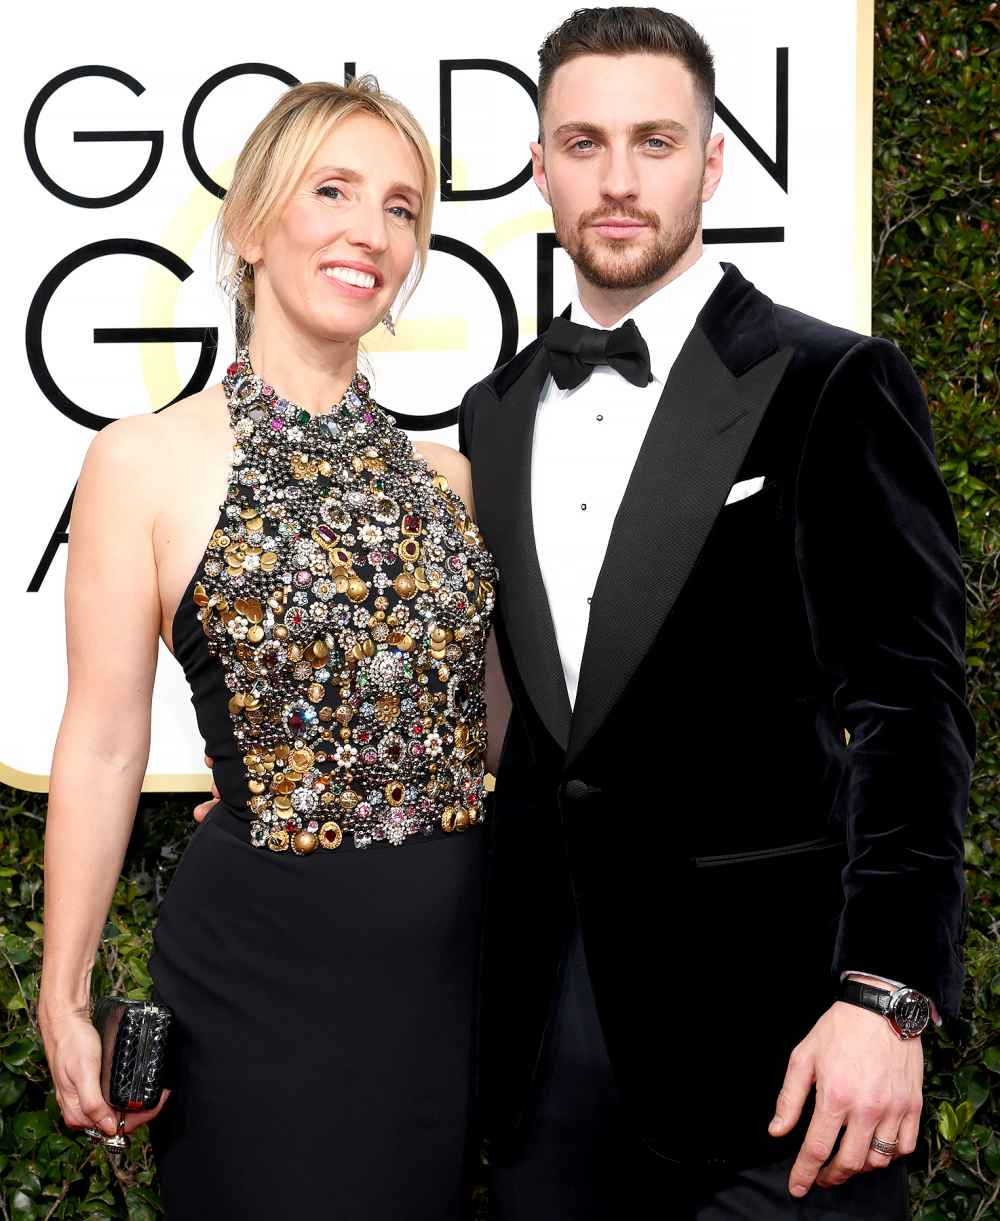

{"left": 579, "top": 207, "right": 661, "bottom": 230}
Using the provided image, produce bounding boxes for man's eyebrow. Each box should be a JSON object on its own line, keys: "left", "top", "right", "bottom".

{"left": 551, "top": 122, "right": 605, "bottom": 142}
{"left": 630, "top": 118, "right": 689, "bottom": 140}
{"left": 550, "top": 118, "right": 690, "bottom": 141}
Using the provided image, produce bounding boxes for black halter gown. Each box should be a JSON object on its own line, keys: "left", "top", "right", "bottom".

{"left": 148, "top": 351, "right": 496, "bottom": 1219}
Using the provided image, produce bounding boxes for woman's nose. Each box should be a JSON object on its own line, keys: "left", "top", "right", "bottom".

{"left": 343, "top": 204, "right": 390, "bottom": 254}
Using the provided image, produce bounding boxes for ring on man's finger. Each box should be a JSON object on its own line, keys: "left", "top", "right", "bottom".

{"left": 870, "top": 1135, "right": 898, "bottom": 1157}
{"left": 83, "top": 1127, "right": 105, "bottom": 1145}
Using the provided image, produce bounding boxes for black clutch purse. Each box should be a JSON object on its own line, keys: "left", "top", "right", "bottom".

{"left": 86, "top": 996, "right": 173, "bottom": 1157}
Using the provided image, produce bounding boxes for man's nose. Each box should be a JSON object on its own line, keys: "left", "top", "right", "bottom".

{"left": 599, "top": 147, "right": 640, "bottom": 201}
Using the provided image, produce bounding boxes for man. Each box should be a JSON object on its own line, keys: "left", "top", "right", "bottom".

{"left": 457, "top": 8, "right": 972, "bottom": 1219}
{"left": 195, "top": 9, "right": 972, "bottom": 1217}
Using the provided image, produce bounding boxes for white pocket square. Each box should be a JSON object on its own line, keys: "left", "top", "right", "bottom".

{"left": 724, "top": 476, "right": 766, "bottom": 505}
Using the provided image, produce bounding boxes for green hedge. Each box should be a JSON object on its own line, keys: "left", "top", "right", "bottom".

{"left": 2, "top": 3, "right": 997, "bottom": 1215}
{"left": 872, "top": 4, "right": 999, "bottom": 1219}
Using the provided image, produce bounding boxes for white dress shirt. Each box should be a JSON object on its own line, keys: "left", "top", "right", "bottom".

{"left": 530, "top": 255, "right": 724, "bottom": 708}
{"left": 529, "top": 256, "right": 931, "bottom": 1010}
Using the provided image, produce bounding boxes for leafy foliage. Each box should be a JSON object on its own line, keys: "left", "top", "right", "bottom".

{"left": 0, "top": 794, "right": 187, "bottom": 1217}
{"left": 2, "top": 3, "right": 997, "bottom": 1214}
{"left": 874, "top": 4, "right": 1000, "bottom": 1219}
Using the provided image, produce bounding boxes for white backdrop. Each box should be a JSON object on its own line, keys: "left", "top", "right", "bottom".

{"left": 2, "top": 0, "right": 872, "bottom": 791}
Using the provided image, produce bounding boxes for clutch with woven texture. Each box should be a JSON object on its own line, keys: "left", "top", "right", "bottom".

{"left": 92, "top": 996, "right": 173, "bottom": 1112}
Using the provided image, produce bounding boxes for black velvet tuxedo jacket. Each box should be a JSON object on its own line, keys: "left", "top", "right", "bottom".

{"left": 458, "top": 263, "right": 974, "bottom": 1169}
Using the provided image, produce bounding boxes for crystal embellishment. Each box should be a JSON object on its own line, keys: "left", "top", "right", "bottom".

{"left": 190, "top": 349, "right": 497, "bottom": 853}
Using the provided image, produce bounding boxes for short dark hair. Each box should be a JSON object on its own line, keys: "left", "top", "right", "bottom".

{"left": 537, "top": 7, "right": 716, "bottom": 141}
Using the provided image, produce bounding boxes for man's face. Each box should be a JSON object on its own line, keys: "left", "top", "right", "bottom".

{"left": 532, "top": 53, "right": 723, "bottom": 292}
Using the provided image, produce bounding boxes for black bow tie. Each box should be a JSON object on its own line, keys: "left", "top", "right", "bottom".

{"left": 542, "top": 315, "right": 653, "bottom": 391}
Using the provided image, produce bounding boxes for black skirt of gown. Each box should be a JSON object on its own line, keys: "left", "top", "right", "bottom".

{"left": 148, "top": 565, "right": 488, "bottom": 1219}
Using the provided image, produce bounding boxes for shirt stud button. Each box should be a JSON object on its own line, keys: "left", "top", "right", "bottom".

{"left": 596, "top": 414, "right": 604, "bottom": 421}
{"left": 580, "top": 503, "right": 587, "bottom": 510}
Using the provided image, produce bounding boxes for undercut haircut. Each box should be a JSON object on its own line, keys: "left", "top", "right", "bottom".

{"left": 537, "top": 7, "right": 716, "bottom": 142}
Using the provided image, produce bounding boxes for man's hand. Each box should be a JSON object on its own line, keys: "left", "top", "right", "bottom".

{"left": 768, "top": 994, "right": 923, "bottom": 1197}
{"left": 194, "top": 754, "right": 220, "bottom": 823}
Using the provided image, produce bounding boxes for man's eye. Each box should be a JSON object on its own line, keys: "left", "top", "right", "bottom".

{"left": 571, "top": 139, "right": 595, "bottom": 151}
{"left": 315, "top": 185, "right": 343, "bottom": 200}
{"left": 646, "top": 138, "right": 671, "bottom": 150}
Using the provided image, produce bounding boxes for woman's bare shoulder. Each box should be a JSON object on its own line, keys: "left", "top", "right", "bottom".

{"left": 413, "top": 441, "right": 473, "bottom": 513}
{"left": 89, "top": 383, "right": 225, "bottom": 450}
{"left": 79, "top": 384, "right": 227, "bottom": 510}
{"left": 155, "top": 382, "right": 228, "bottom": 438}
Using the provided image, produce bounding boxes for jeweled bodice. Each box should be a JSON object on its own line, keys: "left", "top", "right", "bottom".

{"left": 188, "top": 351, "right": 496, "bottom": 854}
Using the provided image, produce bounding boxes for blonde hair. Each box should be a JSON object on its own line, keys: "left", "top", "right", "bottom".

{"left": 216, "top": 75, "right": 436, "bottom": 341}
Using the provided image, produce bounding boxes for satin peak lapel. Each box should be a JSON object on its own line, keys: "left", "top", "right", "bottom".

{"left": 567, "top": 323, "right": 793, "bottom": 766}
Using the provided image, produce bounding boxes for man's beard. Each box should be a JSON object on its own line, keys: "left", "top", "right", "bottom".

{"left": 554, "top": 196, "right": 702, "bottom": 291}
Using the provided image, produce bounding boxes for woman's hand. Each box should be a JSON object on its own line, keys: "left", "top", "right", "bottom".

{"left": 41, "top": 1008, "right": 170, "bottom": 1138}
{"left": 193, "top": 754, "right": 221, "bottom": 823}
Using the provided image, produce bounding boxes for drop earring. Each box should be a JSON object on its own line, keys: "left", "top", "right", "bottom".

{"left": 221, "top": 257, "right": 247, "bottom": 301}
{"left": 381, "top": 310, "right": 395, "bottom": 336}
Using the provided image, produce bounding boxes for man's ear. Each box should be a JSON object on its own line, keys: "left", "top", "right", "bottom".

{"left": 530, "top": 140, "right": 551, "bottom": 206}
{"left": 701, "top": 132, "right": 724, "bottom": 204}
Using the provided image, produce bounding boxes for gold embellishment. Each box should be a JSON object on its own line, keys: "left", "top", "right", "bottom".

{"left": 190, "top": 349, "right": 497, "bottom": 853}
{"left": 319, "top": 822, "right": 343, "bottom": 850}
{"left": 291, "top": 830, "right": 319, "bottom": 855}
{"left": 394, "top": 572, "right": 417, "bottom": 599}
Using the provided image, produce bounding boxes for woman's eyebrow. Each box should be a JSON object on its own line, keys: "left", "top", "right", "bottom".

{"left": 311, "top": 165, "right": 422, "bottom": 204}
{"left": 311, "top": 164, "right": 363, "bottom": 181}
{"left": 387, "top": 181, "right": 423, "bottom": 206}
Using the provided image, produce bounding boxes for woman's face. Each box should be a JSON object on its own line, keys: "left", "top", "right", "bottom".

{"left": 246, "top": 112, "right": 424, "bottom": 342}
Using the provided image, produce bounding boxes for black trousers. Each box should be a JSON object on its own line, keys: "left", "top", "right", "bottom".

{"left": 489, "top": 926, "right": 909, "bottom": 1220}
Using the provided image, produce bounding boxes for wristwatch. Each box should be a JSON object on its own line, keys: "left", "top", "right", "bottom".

{"left": 838, "top": 979, "right": 931, "bottom": 1039}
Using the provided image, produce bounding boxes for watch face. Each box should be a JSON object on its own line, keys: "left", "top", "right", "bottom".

{"left": 889, "top": 989, "right": 930, "bottom": 1036}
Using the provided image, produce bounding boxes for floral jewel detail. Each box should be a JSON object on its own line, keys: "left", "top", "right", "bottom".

{"left": 191, "top": 347, "right": 497, "bottom": 853}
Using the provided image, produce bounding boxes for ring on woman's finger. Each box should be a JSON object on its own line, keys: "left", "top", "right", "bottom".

{"left": 870, "top": 1134, "right": 899, "bottom": 1157}
{"left": 83, "top": 1127, "right": 105, "bottom": 1145}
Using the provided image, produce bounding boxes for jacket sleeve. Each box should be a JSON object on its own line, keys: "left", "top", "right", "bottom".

{"left": 457, "top": 385, "right": 478, "bottom": 460}
{"left": 794, "top": 336, "right": 974, "bottom": 1018}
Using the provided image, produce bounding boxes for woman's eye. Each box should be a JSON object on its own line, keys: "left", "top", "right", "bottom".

{"left": 388, "top": 205, "right": 416, "bottom": 222}
{"left": 315, "top": 185, "right": 343, "bottom": 200}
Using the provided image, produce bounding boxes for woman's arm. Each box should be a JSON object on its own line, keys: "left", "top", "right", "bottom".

{"left": 40, "top": 414, "right": 169, "bottom": 1137}
{"left": 415, "top": 441, "right": 511, "bottom": 775}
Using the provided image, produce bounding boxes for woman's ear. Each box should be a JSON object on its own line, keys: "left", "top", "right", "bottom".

{"left": 240, "top": 227, "right": 263, "bottom": 266}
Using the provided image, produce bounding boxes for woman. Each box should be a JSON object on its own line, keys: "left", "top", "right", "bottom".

{"left": 39, "top": 77, "right": 506, "bottom": 1219}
